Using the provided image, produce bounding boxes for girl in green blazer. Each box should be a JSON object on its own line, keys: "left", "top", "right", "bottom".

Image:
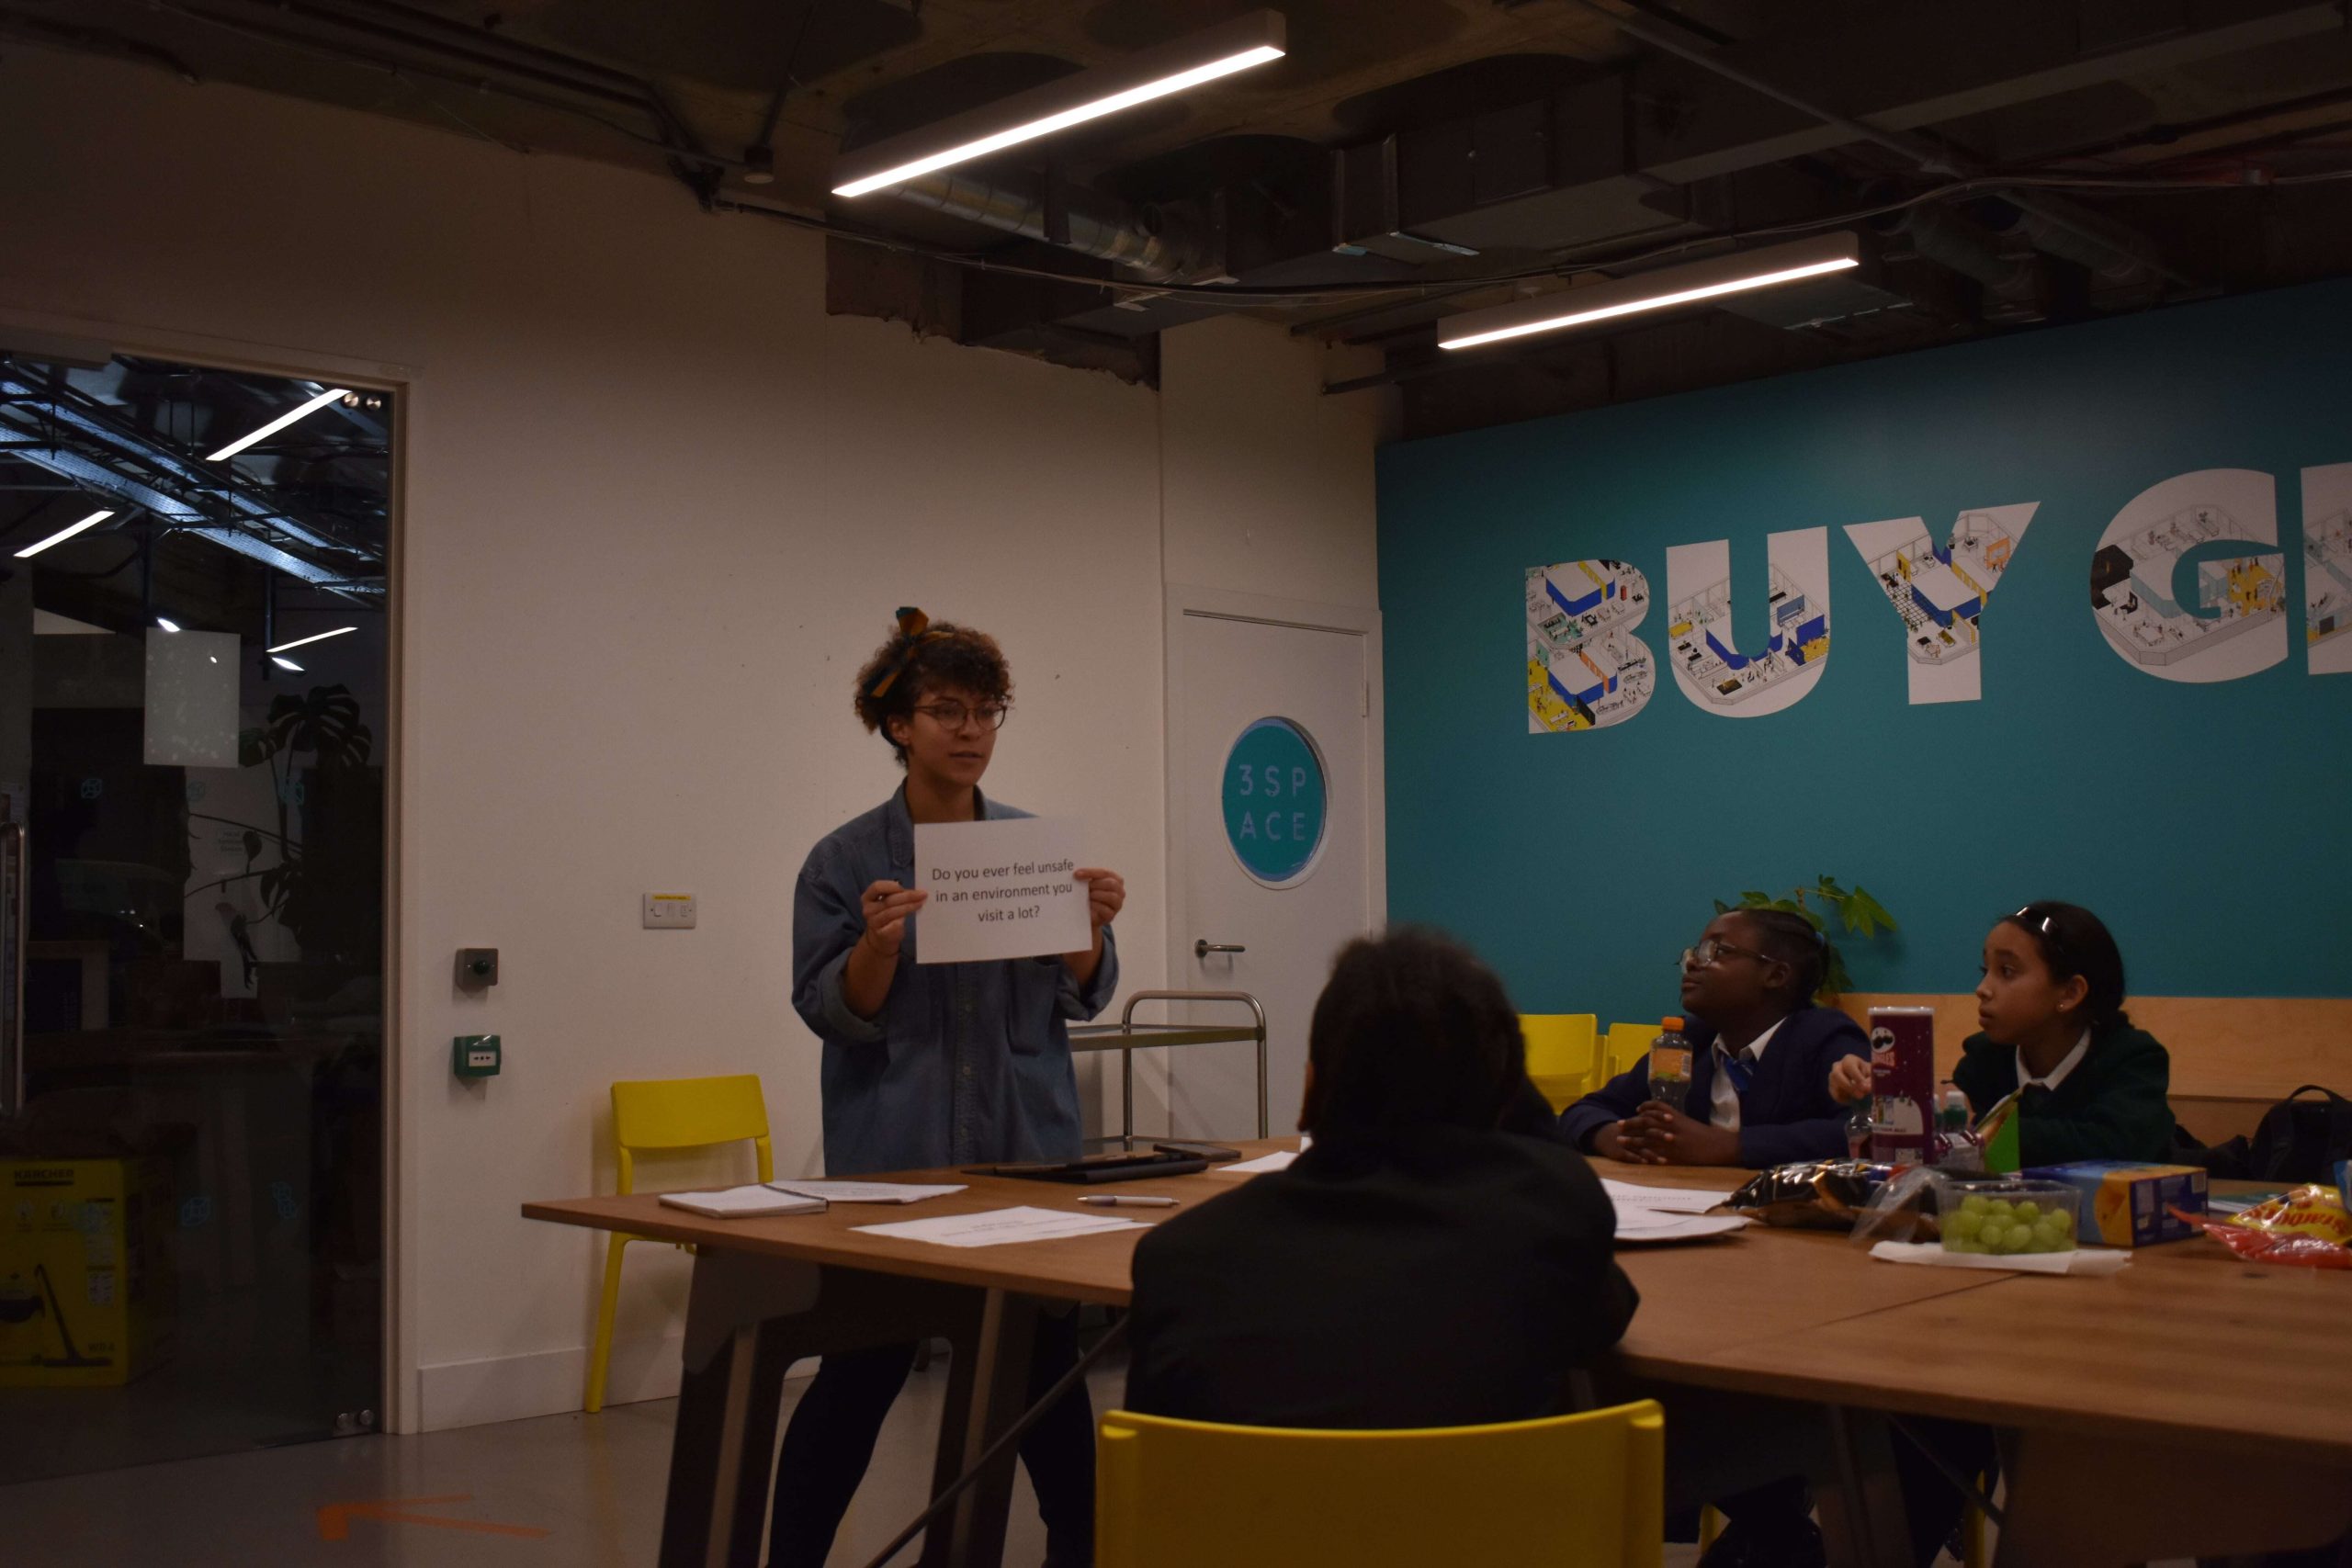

{"left": 1830, "top": 900, "right": 2173, "bottom": 1165}
{"left": 1953, "top": 900, "right": 2173, "bottom": 1165}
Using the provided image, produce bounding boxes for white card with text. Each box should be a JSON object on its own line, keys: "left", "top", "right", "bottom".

{"left": 911, "top": 817, "right": 1091, "bottom": 964}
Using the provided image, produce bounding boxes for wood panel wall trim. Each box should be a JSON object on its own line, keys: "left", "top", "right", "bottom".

{"left": 1836, "top": 993, "right": 2352, "bottom": 1102}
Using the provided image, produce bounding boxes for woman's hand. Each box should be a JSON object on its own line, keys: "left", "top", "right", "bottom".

{"left": 858, "top": 880, "right": 928, "bottom": 958}
{"left": 842, "top": 880, "right": 925, "bottom": 1021}
{"left": 1075, "top": 868, "right": 1125, "bottom": 931}
{"left": 1062, "top": 868, "right": 1125, "bottom": 987}
{"left": 1827, "top": 1055, "right": 1873, "bottom": 1105}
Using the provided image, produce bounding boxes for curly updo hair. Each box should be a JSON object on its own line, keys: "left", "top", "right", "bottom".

{"left": 852, "top": 607, "right": 1012, "bottom": 768}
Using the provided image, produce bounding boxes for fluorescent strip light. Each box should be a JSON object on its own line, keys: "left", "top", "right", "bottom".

{"left": 832, "top": 11, "right": 1285, "bottom": 198}
{"left": 207, "top": 387, "right": 351, "bottom": 461}
{"left": 1438, "top": 234, "right": 1865, "bottom": 351}
{"left": 272, "top": 657, "right": 304, "bottom": 672}
{"left": 157, "top": 616, "right": 182, "bottom": 633}
{"left": 266, "top": 626, "right": 358, "bottom": 655}
{"left": 13, "top": 507, "right": 114, "bottom": 558}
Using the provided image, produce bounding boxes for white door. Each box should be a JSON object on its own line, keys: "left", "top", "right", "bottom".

{"left": 1166, "top": 590, "right": 1383, "bottom": 1142}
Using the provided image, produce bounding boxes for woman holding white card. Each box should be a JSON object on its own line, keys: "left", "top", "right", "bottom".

{"left": 772, "top": 607, "right": 1124, "bottom": 1568}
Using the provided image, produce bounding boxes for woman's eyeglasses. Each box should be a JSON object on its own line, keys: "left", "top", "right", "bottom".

{"left": 912, "top": 701, "right": 1011, "bottom": 731}
{"left": 1679, "top": 937, "right": 1772, "bottom": 970}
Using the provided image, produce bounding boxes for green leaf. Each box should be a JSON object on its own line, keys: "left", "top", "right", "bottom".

{"left": 1738, "top": 890, "right": 1770, "bottom": 908}
{"left": 1850, "top": 886, "right": 1900, "bottom": 933}
{"left": 1713, "top": 898, "right": 1732, "bottom": 914}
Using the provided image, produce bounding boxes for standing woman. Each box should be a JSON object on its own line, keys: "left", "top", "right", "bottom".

{"left": 772, "top": 608, "right": 1125, "bottom": 1568}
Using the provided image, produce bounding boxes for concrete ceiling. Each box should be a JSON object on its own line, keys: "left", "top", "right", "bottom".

{"left": 13, "top": 0, "right": 2352, "bottom": 435}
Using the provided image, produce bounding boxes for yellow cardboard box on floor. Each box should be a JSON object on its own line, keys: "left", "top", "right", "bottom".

{"left": 0, "top": 1157, "right": 175, "bottom": 1386}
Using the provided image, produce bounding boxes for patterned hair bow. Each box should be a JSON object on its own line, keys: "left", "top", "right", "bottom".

{"left": 862, "top": 606, "right": 951, "bottom": 701}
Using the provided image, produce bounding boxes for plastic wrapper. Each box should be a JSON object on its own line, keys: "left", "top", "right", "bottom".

{"left": 1848, "top": 1165, "right": 1950, "bottom": 1247}
{"left": 1715, "top": 1160, "right": 1895, "bottom": 1231}
{"left": 2182, "top": 1184, "right": 2352, "bottom": 1269}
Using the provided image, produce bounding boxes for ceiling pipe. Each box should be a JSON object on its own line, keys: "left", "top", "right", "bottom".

{"left": 878, "top": 171, "right": 1207, "bottom": 283}
{"left": 1555, "top": 0, "right": 2191, "bottom": 288}
{"left": 1869, "top": 200, "right": 2052, "bottom": 321}
{"left": 1970, "top": 195, "right": 2158, "bottom": 295}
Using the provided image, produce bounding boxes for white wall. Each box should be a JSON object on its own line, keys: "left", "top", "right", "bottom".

{"left": 0, "top": 47, "right": 1378, "bottom": 1432}
{"left": 1162, "top": 317, "right": 1384, "bottom": 610}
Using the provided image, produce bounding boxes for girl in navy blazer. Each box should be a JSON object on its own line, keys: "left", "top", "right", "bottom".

{"left": 1558, "top": 908, "right": 1869, "bottom": 1168}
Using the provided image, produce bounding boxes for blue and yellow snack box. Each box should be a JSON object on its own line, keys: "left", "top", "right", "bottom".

{"left": 2018, "top": 1160, "right": 2208, "bottom": 1247}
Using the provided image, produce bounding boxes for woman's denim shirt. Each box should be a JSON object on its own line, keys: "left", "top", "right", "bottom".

{"left": 793, "top": 786, "right": 1118, "bottom": 1175}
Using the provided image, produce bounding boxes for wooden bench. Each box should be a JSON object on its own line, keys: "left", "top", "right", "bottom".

{"left": 1837, "top": 992, "right": 2352, "bottom": 1145}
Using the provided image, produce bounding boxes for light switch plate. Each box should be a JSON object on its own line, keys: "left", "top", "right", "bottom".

{"left": 643, "top": 892, "right": 696, "bottom": 930}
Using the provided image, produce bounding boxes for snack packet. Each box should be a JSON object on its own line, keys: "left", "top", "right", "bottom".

{"left": 2185, "top": 1183, "right": 2352, "bottom": 1269}
{"left": 1716, "top": 1160, "right": 1894, "bottom": 1230}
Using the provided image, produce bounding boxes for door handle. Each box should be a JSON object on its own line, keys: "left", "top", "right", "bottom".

{"left": 2, "top": 821, "right": 24, "bottom": 1117}
{"left": 1193, "top": 940, "right": 1246, "bottom": 959}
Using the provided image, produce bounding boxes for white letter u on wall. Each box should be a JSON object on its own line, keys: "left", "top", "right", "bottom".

{"left": 1663, "top": 527, "right": 1831, "bottom": 717}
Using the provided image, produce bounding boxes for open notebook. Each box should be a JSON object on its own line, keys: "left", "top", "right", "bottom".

{"left": 658, "top": 1186, "right": 827, "bottom": 1219}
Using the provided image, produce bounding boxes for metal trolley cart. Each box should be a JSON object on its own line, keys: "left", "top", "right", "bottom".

{"left": 1069, "top": 989, "right": 1269, "bottom": 1145}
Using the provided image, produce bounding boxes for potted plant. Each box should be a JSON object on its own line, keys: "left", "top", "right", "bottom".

{"left": 1716, "top": 875, "right": 1897, "bottom": 1001}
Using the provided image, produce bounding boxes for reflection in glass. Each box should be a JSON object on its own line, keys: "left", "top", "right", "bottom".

{"left": 0, "top": 353, "right": 389, "bottom": 1482}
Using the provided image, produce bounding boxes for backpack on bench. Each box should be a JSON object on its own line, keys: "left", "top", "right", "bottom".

{"left": 2175, "top": 1084, "right": 2352, "bottom": 1184}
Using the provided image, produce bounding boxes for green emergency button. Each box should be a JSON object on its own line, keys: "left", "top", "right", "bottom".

{"left": 454, "top": 1035, "right": 503, "bottom": 1079}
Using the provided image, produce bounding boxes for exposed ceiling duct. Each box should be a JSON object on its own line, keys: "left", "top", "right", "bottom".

{"left": 1972, "top": 197, "right": 2162, "bottom": 307}
{"left": 1550, "top": 0, "right": 2203, "bottom": 288}
{"left": 1870, "top": 202, "right": 2052, "bottom": 324}
{"left": 21, "top": 0, "right": 2352, "bottom": 434}
{"left": 877, "top": 171, "right": 1206, "bottom": 283}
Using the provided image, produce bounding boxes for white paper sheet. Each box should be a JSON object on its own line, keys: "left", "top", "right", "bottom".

{"left": 765, "top": 1180, "right": 967, "bottom": 1204}
{"left": 911, "top": 817, "right": 1092, "bottom": 964}
{"left": 1614, "top": 1214, "right": 1751, "bottom": 1245}
{"left": 1870, "top": 1241, "right": 2131, "bottom": 1275}
{"left": 658, "top": 1186, "right": 826, "bottom": 1219}
{"left": 1215, "top": 1149, "right": 1300, "bottom": 1175}
{"left": 1600, "top": 1179, "right": 1730, "bottom": 1218}
{"left": 851, "top": 1205, "right": 1149, "bottom": 1249}
{"left": 1213, "top": 1136, "right": 1310, "bottom": 1176}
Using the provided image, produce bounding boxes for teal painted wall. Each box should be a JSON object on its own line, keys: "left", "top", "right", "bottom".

{"left": 1377, "top": 279, "right": 2352, "bottom": 1025}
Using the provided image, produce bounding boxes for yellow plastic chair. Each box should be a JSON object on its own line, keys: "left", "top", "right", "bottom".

{"left": 1601, "top": 1021, "right": 1663, "bottom": 1089}
{"left": 1097, "top": 1399, "right": 1663, "bottom": 1568}
{"left": 583, "top": 1074, "right": 773, "bottom": 1414}
{"left": 1521, "top": 1013, "right": 1600, "bottom": 1112}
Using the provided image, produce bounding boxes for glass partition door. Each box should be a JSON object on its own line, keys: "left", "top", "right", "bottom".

{"left": 0, "top": 349, "right": 389, "bottom": 1481}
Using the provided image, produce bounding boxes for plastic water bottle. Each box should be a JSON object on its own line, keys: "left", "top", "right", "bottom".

{"left": 1935, "top": 1086, "right": 1984, "bottom": 1172}
{"left": 1646, "top": 1017, "right": 1694, "bottom": 1115}
{"left": 1845, "top": 1097, "right": 1874, "bottom": 1161}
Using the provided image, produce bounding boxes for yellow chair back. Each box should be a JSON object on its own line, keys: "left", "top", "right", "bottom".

{"left": 587, "top": 1074, "right": 775, "bottom": 1413}
{"left": 1602, "top": 1022, "right": 1663, "bottom": 1085}
{"left": 1096, "top": 1400, "right": 1664, "bottom": 1568}
{"left": 1521, "top": 1013, "right": 1600, "bottom": 1112}
{"left": 609, "top": 1074, "right": 774, "bottom": 1194}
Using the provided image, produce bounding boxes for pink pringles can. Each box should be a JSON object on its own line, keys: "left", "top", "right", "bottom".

{"left": 1866, "top": 1006, "right": 1938, "bottom": 1164}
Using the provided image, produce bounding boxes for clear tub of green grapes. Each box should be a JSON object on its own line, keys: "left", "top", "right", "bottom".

{"left": 1940, "top": 1179, "right": 2080, "bottom": 1257}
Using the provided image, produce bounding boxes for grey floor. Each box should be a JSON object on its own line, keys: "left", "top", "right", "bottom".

{"left": 2, "top": 1356, "right": 1096, "bottom": 1568}
{"left": 6, "top": 1353, "right": 2081, "bottom": 1568}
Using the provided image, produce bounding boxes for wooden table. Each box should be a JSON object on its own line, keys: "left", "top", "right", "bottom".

{"left": 525, "top": 1149, "right": 2352, "bottom": 1568}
